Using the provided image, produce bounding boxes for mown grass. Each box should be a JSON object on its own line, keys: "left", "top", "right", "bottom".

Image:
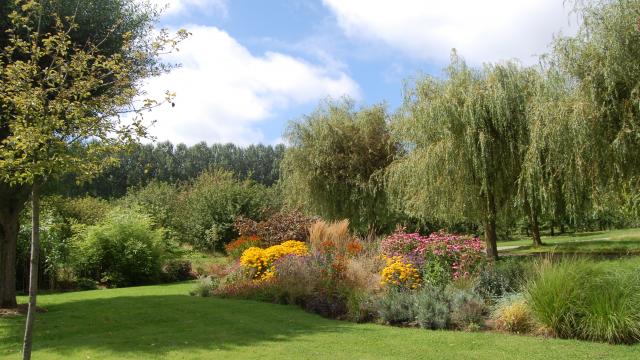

{"left": 2, "top": 282, "right": 640, "bottom": 359}
{"left": 497, "top": 228, "right": 640, "bottom": 255}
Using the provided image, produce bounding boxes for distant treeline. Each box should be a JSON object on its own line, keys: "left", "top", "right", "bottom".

{"left": 53, "top": 142, "right": 285, "bottom": 198}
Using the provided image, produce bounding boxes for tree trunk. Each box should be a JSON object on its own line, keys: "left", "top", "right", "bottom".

{"left": 530, "top": 213, "right": 542, "bottom": 246}
{"left": 560, "top": 223, "right": 565, "bottom": 234}
{"left": 484, "top": 218, "right": 499, "bottom": 260}
{"left": 22, "top": 186, "right": 40, "bottom": 360}
{"left": 524, "top": 191, "right": 543, "bottom": 246}
{"left": 0, "top": 183, "right": 29, "bottom": 308}
{"left": 550, "top": 224, "right": 555, "bottom": 237}
{"left": 484, "top": 191, "right": 499, "bottom": 260}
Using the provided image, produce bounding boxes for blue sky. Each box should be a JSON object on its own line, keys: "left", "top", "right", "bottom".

{"left": 144, "top": 0, "right": 576, "bottom": 145}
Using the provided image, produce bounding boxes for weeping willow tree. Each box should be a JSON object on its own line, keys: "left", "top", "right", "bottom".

{"left": 517, "top": 0, "right": 640, "bottom": 234}
{"left": 554, "top": 0, "right": 640, "bottom": 196}
{"left": 520, "top": 68, "right": 594, "bottom": 242}
{"left": 280, "top": 98, "right": 399, "bottom": 234}
{"left": 387, "top": 54, "right": 536, "bottom": 259}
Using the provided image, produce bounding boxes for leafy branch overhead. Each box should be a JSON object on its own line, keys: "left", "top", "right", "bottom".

{"left": 0, "top": 0, "right": 189, "bottom": 186}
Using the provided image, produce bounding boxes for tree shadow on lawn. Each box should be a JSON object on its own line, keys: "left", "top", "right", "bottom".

{"left": 0, "top": 293, "right": 348, "bottom": 358}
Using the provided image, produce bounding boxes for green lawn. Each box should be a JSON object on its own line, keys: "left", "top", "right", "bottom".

{"left": 497, "top": 228, "right": 640, "bottom": 255}
{"left": 2, "top": 283, "right": 639, "bottom": 359}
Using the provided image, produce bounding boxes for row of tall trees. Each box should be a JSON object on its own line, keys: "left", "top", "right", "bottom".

{"left": 59, "top": 142, "right": 285, "bottom": 198}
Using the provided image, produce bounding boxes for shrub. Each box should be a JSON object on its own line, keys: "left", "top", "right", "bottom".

{"left": 72, "top": 207, "right": 164, "bottom": 287}
{"left": 162, "top": 259, "right": 196, "bottom": 282}
{"left": 269, "top": 254, "right": 321, "bottom": 304}
{"left": 492, "top": 293, "right": 534, "bottom": 334}
{"left": 234, "top": 211, "right": 317, "bottom": 247}
{"left": 175, "top": 169, "right": 270, "bottom": 251}
{"left": 413, "top": 286, "right": 451, "bottom": 329}
{"left": 345, "top": 290, "right": 378, "bottom": 323}
{"left": 526, "top": 258, "right": 640, "bottom": 344}
{"left": 190, "top": 276, "right": 219, "bottom": 297}
{"left": 303, "top": 290, "right": 349, "bottom": 319}
{"left": 76, "top": 278, "right": 98, "bottom": 291}
{"left": 377, "top": 289, "right": 416, "bottom": 325}
{"left": 121, "top": 181, "right": 180, "bottom": 231}
{"left": 224, "top": 235, "right": 262, "bottom": 260}
{"left": 445, "top": 286, "right": 487, "bottom": 330}
{"left": 475, "top": 258, "right": 532, "bottom": 301}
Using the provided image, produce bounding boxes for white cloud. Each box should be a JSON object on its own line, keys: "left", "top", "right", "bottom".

{"left": 323, "top": 0, "right": 577, "bottom": 64}
{"left": 141, "top": 26, "right": 360, "bottom": 145}
{"left": 148, "top": 0, "right": 228, "bottom": 17}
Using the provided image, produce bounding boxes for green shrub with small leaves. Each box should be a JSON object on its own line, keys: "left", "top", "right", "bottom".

{"left": 72, "top": 207, "right": 165, "bottom": 287}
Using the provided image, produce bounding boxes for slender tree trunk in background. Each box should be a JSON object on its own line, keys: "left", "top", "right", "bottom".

{"left": 530, "top": 213, "right": 542, "bottom": 246}
{"left": 560, "top": 223, "right": 566, "bottom": 234}
{"left": 0, "top": 184, "right": 29, "bottom": 308}
{"left": 550, "top": 223, "right": 555, "bottom": 237}
{"left": 524, "top": 191, "right": 543, "bottom": 246}
{"left": 22, "top": 185, "right": 40, "bottom": 360}
{"left": 484, "top": 191, "right": 499, "bottom": 260}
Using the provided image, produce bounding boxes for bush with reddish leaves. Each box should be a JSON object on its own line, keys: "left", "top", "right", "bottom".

{"left": 234, "top": 211, "right": 317, "bottom": 247}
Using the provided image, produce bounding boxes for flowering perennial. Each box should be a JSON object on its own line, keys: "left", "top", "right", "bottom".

{"left": 225, "top": 235, "right": 262, "bottom": 258}
{"left": 381, "top": 230, "right": 485, "bottom": 280}
{"left": 380, "top": 256, "right": 421, "bottom": 289}
{"left": 240, "top": 240, "right": 309, "bottom": 280}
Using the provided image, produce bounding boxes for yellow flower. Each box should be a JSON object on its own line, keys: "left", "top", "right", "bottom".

{"left": 380, "top": 256, "right": 421, "bottom": 290}
{"left": 240, "top": 240, "right": 309, "bottom": 281}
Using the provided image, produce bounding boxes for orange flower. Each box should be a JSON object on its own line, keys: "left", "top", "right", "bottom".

{"left": 346, "top": 240, "right": 363, "bottom": 256}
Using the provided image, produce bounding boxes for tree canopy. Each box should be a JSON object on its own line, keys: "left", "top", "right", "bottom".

{"left": 281, "top": 98, "right": 399, "bottom": 234}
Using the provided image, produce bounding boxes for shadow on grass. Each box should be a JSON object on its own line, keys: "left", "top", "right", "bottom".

{"left": 0, "top": 293, "right": 347, "bottom": 358}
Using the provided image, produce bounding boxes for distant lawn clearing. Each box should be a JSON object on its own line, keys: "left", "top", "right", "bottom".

{"left": 1, "top": 283, "right": 639, "bottom": 359}
{"left": 497, "top": 228, "right": 640, "bottom": 255}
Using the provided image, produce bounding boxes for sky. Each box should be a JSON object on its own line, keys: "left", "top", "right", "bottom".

{"left": 143, "top": 0, "right": 578, "bottom": 146}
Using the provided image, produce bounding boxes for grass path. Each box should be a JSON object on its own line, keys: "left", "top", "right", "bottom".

{"left": 2, "top": 282, "right": 639, "bottom": 359}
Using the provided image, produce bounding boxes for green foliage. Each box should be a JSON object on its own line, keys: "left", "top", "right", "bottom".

{"left": 176, "top": 169, "right": 271, "bottom": 250}
{"left": 376, "top": 289, "right": 416, "bottom": 325}
{"left": 387, "top": 53, "right": 538, "bottom": 256}
{"left": 526, "top": 258, "right": 640, "bottom": 344}
{"left": 162, "top": 259, "right": 195, "bottom": 283}
{"left": 189, "top": 276, "right": 219, "bottom": 297}
{"left": 413, "top": 286, "right": 451, "bottom": 329}
{"left": 555, "top": 0, "right": 640, "bottom": 183}
{"left": 0, "top": 0, "right": 186, "bottom": 186}
{"left": 281, "top": 98, "right": 400, "bottom": 234}
{"left": 15, "top": 195, "right": 112, "bottom": 291}
{"left": 73, "top": 207, "right": 165, "bottom": 287}
{"left": 64, "top": 142, "right": 286, "bottom": 198}
{"left": 475, "top": 258, "right": 533, "bottom": 300}
{"left": 446, "top": 286, "right": 487, "bottom": 329}
{"left": 120, "top": 180, "right": 180, "bottom": 234}
{"left": 76, "top": 278, "right": 98, "bottom": 291}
